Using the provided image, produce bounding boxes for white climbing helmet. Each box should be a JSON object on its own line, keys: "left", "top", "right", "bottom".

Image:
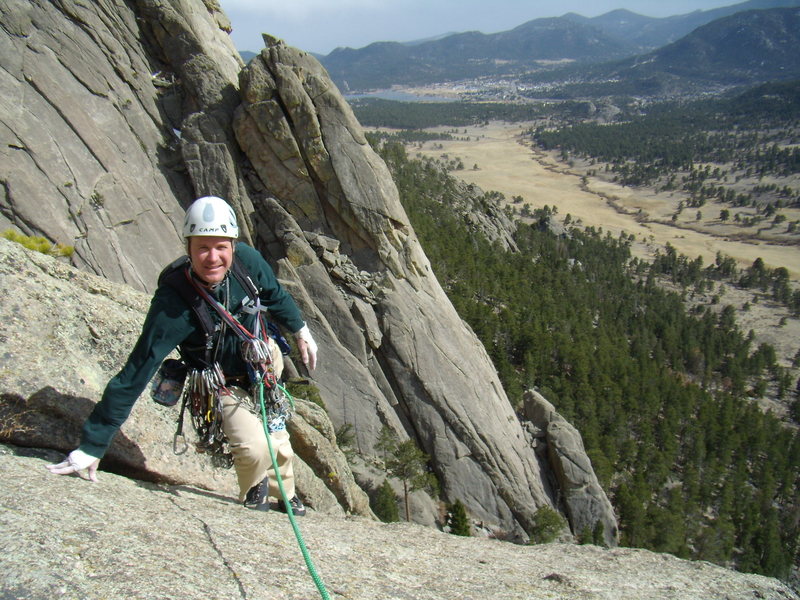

{"left": 183, "top": 196, "right": 239, "bottom": 238}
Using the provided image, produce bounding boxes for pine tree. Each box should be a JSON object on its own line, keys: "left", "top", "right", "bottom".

{"left": 529, "top": 506, "right": 566, "bottom": 544}
{"left": 592, "top": 521, "right": 606, "bottom": 547}
{"left": 372, "top": 480, "right": 399, "bottom": 523}
{"left": 447, "top": 499, "right": 471, "bottom": 536}
{"left": 386, "top": 440, "right": 437, "bottom": 521}
{"left": 375, "top": 425, "right": 398, "bottom": 464}
{"left": 578, "top": 525, "right": 593, "bottom": 545}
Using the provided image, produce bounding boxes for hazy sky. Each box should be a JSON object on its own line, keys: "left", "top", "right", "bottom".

{"left": 219, "top": 0, "right": 742, "bottom": 55}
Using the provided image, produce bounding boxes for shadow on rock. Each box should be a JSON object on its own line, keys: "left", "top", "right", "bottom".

{"left": 0, "top": 386, "right": 150, "bottom": 480}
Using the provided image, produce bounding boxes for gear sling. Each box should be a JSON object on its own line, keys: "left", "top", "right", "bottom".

{"left": 152, "top": 255, "right": 289, "bottom": 465}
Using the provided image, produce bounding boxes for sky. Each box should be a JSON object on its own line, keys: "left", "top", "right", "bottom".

{"left": 219, "top": 0, "right": 743, "bottom": 55}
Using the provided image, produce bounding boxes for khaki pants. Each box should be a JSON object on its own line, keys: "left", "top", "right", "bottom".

{"left": 221, "top": 387, "right": 296, "bottom": 501}
{"left": 220, "top": 338, "right": 294, "bottom": 502}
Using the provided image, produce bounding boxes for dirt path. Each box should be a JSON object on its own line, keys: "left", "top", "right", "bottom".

{"left": 413, "top": 123, "right": 800, "bottom": 280}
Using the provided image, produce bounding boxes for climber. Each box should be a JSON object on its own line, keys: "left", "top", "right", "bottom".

{"left": 46, "top": 195, "right": 318, "bottom": 516}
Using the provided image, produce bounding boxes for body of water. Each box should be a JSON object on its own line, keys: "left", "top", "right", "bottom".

{"left": 345, "top": 89, "right": 456, "bottom": 103}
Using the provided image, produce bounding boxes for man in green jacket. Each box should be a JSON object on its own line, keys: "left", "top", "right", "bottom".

{"left": 47, "top": 196, "right": 318, "bottom": 515}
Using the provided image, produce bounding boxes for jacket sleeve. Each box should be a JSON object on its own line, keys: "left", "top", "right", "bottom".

{"left": 79, "top": 286, "right": 194, "bottom": 458}
{"left": 236, "top": 243, "right": 306, "bottom": 334}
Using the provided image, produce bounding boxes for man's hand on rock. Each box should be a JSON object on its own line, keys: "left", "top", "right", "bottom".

{"left": 46, "top": 449, "right": 100, "bottom": 482}
{"left": 295, "top": 324, "right": 318, "bottom": 371}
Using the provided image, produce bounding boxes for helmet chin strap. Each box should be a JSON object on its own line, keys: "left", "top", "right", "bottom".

{"left": 188, "top": 267, "right": 228, "bottom": 291}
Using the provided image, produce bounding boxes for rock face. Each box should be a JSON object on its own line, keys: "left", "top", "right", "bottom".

{"left": 0, "top": 237, "right": 373, "bottom": 517}
{"left": 0, "top": 0, "right": 188, "bottom": 290}
{"left": 0, "top": 0, "right": 615, "bottom": 541}
{"left": 523, "top": 390, "right": 618, "bottom": 548}
{"left": 2, "top": 447, "right": 797, "bottom": 600}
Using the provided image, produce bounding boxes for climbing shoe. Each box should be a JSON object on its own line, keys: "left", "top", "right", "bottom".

{"left": 278, "top": 495, "right": 306, "bottom": 517}
{"left": 243, "top": 477, "right": 270, "bottom": 511}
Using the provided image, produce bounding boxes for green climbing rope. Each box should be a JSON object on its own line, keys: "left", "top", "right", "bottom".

{"left": 257, "top": 380, "right": 331, "bottom": 600}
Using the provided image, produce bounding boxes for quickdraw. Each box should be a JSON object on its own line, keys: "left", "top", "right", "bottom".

{"left": 185, "top": 364, "right": 232, "bottom": 468}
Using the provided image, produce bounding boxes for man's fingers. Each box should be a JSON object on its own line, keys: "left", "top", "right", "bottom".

{"left": 297, "top": 339, "right": 310, "bottom": 366}
{"left": 85, "top": 460, "right": 100, "bottom": 483}
{"left": 307, "top": 349, "right": 317, "bottom": 371}
{"left": 45, "top": 456, "right": 100, "bottom": 481}
{"left": 45, "top": 459, "right": 69, "bottom": 471}
{"left": 45, "top": 461, "right": 78, "bottom": 475}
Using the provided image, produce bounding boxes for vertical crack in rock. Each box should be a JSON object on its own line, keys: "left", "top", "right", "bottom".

{"left": 167, "top": 497, "right": 249, "bottom": 600}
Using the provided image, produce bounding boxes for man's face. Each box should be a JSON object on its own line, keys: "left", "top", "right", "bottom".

{"left": 188, "top": 236, "right": 233, "bottom": 285}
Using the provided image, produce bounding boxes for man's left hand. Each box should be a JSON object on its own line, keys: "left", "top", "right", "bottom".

{"left": 295, "top": 325, "right": 318, "bottom": 371}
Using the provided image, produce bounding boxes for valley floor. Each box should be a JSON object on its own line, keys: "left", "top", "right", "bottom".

{"left": 411, "top": 121, "right": 800, "bottom": 278}
{"left": 404, "top": 121, "right": 800, "bottom": 419}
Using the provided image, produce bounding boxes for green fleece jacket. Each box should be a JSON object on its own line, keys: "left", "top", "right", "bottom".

{"left": 79, "top": 243, "right": 305, "bottom": 458}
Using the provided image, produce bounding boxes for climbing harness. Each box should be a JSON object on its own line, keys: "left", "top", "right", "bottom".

{"left": 159, "top": 257, "right": 283, "bottom": 464}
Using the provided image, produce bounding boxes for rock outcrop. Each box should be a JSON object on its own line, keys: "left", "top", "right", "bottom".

{"left": 0, "top": 0, "right": 613, "bottom": 541}
{"left": 230, "top": 37, "right": 560, "bottom": 538}
{"left": 2, "top": 446, "right": 797, "bottom": 600}
{"left": 0, "top": 0, "right": 189, "bottom": 289}
{"left": 523, "top": 390, "right": 618, "bottom": 548}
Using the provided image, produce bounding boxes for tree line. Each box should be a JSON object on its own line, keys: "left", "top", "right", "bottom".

{"left": 350, "top": 98, "right": 545, "bottom": 129}
{"left": 532, "top": 80, "right": 800, "bottom": 220}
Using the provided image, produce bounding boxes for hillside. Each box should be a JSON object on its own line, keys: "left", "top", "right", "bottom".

{"left": 565, "top": 0, "right": 800, "bottom": 50}
{"left": 514, "top": 7, "right": 800, "bottom": 99}
{"left": 372, "top": 135, "right": 799, "bottom": 578}
{"left": 320, "top": 17, "right": 638, "bottom": 92}
{"left": 624, "top": 7, "right": 800, "bottom": 85}
{"left": 319, "top": 1, "right": 800, "bottom": 93}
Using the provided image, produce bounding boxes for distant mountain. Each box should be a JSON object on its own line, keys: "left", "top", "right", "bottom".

{"left": 613, "top": 7, "right": 800, "bottom": 92}
{"left": 566, "top": 0, "right": 800, "bottom": 50}
{"left": 519, "top": 7, "right": 800, "bottom": 99}
{"left": 401, "top": 32, "right": 459, "bottom": 46}
{"left": 319, "top": 0, "right": 800, "bottom": 92}
{"left": 321, "top": 18, "right": 638, "bottom": 91}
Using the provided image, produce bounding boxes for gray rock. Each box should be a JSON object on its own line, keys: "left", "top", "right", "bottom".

{"left": 233, "top": 35, "right": 561, "bottom": 540}
{"left": 1, "top": 447, "right": 795, "bottom": 600}
{"left": 0, "top": 0, "right": 189, "bottom": 291}
{"left": 0, "top": 0, "right": 617, "bottom": 541}
{"left": 523, "top": 389, "right": 619, "bottom": 547}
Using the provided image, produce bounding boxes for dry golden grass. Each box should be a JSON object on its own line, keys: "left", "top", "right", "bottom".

{"left": 412, "top": 122, "right": 800, "bottom": 279}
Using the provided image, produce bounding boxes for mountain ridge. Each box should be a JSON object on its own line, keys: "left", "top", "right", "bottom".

{"left": 562, "top": 7, "right": 800, "bottom": 97}
{"left": 319, "top": 0, "right": 800, "bottom": 92}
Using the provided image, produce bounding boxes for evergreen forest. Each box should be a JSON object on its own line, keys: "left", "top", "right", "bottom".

{"left": 351, "top": 98, "right": 547, "bottom": 129}
{"left": 372, "top": 136, "right": 800, "bottom": 580}
{"left": 532, "top": 80, "right": 800, "bottom": 220}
